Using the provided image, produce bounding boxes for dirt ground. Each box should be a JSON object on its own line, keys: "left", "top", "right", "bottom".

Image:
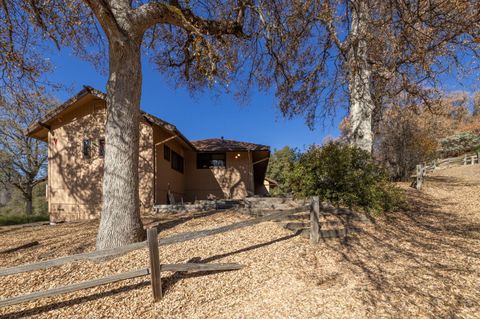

{"left": 0, "top": 165, "right": 479, "bottom": 318}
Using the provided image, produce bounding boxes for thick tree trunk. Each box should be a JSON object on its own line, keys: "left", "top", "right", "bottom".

{"left": 347, "top": 0, "right": 374, "bottom": 153}
{"left": 96, "top": 37, "right": 145, "bottom": 250}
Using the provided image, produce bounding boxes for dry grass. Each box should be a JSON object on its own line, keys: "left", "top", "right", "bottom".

{"left": 0, "top": 166, "right": 479, "bottom": 318}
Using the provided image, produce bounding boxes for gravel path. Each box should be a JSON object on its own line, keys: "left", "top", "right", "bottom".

{"left": 1, "top": 166, "right": 479, "bottom": 318}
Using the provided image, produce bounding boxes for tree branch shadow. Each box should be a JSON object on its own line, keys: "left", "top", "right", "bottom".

{"left": 0, "top": 280, "right": 150, "bottom": 319}
{"left": 149, "top": 209, "right": 226, "bottom": 233}
{"left": 1, "top": 232, "right": 300, "bottom": 318}
{"left": 322, "top": 186, "right": 480, "bottom": 317}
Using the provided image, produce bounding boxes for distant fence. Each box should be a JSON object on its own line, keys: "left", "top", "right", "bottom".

{"left": 463, "top": 154, "right": 479, "bottom": 166}
{"left": 413, "top": 152, "right": 479, "bottom": 190}
{"left": 0, "top": 205, "right": 310, "bottom": 308}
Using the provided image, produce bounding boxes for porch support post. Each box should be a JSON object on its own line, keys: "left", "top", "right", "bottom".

{"left": 248, "top": 151, "right": 255, "bottom": 195}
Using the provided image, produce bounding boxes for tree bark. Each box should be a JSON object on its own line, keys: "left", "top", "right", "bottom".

{"left": 96, "top": 36, "right": 145, "bottom": 250}
{"left": 87, "top": 0, "right": 246, "bottom": 250}
{"left": 347, "top": 0, "right": 374, "bottom": 153}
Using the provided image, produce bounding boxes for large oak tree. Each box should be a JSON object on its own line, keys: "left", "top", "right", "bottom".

{"left": 1, "top": 0, "right": 479, "bottom": 249}
{"left": 254, "top": 0, "right": 480, "bottom": 152}
{"left": 1, "top": 0, "right": 252, "bottom": 249}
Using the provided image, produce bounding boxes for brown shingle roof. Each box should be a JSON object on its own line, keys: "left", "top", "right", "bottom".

{"left": 142, "top": 112, "right": 196, "bottom": 150}
{"left": 191, "top": 138, "right": 270, "bottom": 152}
{"left": 26, "top": 87, "right": 271, "bottom": 153}
{"left": 25, "top": 86, "right": 103, "bottom": 136}
{"left": 25, "top": 86, "right": 195, "bottom": 149}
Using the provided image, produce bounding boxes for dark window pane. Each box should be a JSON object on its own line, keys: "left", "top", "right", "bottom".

{"left": 164, "top": 145, "right": 171, "bottom": 161}
{"left": 197, "top": 153, "right": 210, "bottom": 169}
{"left": 171, "top": 151, "right": 184, "bottom": 173}
{"left": 83, "top": 139, "right": 91, "bottom": 159}
{"left": 99, "top": 139, "right": 105, "bottom": 157}
{"left": 196, "top": 153, "right": 226, "bottom": 169}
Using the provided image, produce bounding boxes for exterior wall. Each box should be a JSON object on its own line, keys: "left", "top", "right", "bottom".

{"left": 153, "top": 127, "right": 187, "bottom": 204}
{"left": 264, "top": 180, "right": 271, "bottom": 192}
{"left": 184, "top": 151, "right": 254, "bottom": 202}
{"left": 44, "top": 95, "right": 267, "bottom": 217}
{"left": 48, "top": 100, "right": 154, "bottom": 221}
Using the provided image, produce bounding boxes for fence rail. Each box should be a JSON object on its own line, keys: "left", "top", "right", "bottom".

{"left": 308, "top": 197, "right": 362, "bottom": 243}
{"left": 413, "top": 152, "right": 480, "bottom": 190}
{"left": 0, "top": 206, "right": 309, "bottom": 308}
{"left": 463, "top": 154, "right": 479, "bottom": 165}
{"left": 0, "top": 206, "right": 309, "bottom": 277}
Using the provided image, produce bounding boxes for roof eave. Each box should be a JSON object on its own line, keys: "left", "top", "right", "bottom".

{"left": 195, "top": 147, "right": 270, "bottom": 152}
{"left": 25, "top": 86, "right": 105, "bottom": 137}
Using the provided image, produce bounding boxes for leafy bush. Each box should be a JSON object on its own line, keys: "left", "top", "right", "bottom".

{"left": 266, "top": 146, "right": 299, "bottom": 196}
{"left": 439, "top": 132, "right": 480, "bottom": 157}
{"left": 290, "top": 142, "right": 403, "bottom": 213}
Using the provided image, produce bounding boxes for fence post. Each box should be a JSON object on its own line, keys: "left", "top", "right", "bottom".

{"left": 147, "top": 227, "right": 162, "bottom": 302}
{"left": 464, "top": 155, "right": 467, "bottom": 165}
{"left": 416, "top": 164, "right": 423, "bottom": 190}
{"left": 310, "top": 196, "right": 320, "bottom": 244}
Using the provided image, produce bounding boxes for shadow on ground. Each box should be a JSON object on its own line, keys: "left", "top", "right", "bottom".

{"left": 2, "top": 178, "right": 479, "bottom": 318}
{"left": 0, "top": 228, "right": 299, "bottom": 318}
{"left": 325, "top": 186, "right": 480, "bottom": 317}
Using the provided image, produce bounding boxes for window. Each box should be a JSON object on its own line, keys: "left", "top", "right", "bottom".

{"left": 197, "top": 153, "right": 226, "bottom": 169}
{"left": 99, "top": 138, "right": 105, "bottom": 158}
{"left": 83, "top": 139, "right": 91, "bottom": 159}
{"left": 164, "top": 145, "right": 171, "bottom": 161}
{"left": 171, "top": 151, "right": 184, "bottom": 173}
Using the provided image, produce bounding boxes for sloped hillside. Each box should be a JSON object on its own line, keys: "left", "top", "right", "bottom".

{"left": 0, "top": 166, "right": 479, "bottom": 318}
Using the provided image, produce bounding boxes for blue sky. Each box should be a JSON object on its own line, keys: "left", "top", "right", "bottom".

{"left": 47, "top": 46, "right": 477, "bottom": 152}
{"left": 48, "top": 48, "right": 346, "bottom": 152}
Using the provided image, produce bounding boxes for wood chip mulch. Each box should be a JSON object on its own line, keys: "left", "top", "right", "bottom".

{"left": 1, "top": 165, "right": 479, "bottom": 318}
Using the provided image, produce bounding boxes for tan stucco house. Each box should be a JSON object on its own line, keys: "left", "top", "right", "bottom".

{"left": 26, "top": 86, "right": 270, "bottom": 222}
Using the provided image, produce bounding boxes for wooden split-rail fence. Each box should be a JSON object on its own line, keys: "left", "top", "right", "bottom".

{"left": 413, "top": 152, "right": 480, "bottom": 190}
{"left": 0, "top": 198, "right": 358, "bottom": 308}
{"left": 307, "top": 196, "right": 366, "bottom": 243}
{"left": 463, "top": 153, "right": 479, "bottom": 166}
{"left": 1, "top": 204, "right": 329, "bottom": 308}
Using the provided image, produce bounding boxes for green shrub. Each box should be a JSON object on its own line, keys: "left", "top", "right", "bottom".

{"left": 266, "top": 146, "right": 299, "bottom": 196}
{"left": 439, "top": 132, "right": 480, "bottom": 157}
{"left": 290, "top": 142, "right": 403, "bottom": 213}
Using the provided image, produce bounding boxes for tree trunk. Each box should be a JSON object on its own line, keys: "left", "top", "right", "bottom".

{"left": 96, "top": 37, "right": 145, "bottom": 250}
{"left": 347, "top": 0, "right": 374, "bottom": 153}
{"left": 24, "top": 186, "right": 33, "bottom": 216}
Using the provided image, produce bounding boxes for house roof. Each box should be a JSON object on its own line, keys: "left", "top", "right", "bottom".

{"left": 25, "top": 86, "right": 103, "bottom": 137}
{"left": 191, "top": 138, "right": 270, "bottom": 152}
{"left": 142, "top": 112, "right": 196, "bottom": 150}
{"left": 26, "top": 86, "right": 270, "bottom": 153}
{"left": 25, "top": 86, "right": 196, "bottom": 149}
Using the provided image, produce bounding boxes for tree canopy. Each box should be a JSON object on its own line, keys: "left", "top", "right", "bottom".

{"left": 1, "top": 0, "right": 478, "bottom": 248}
{"left": 0, "top": 89, "right": 54, "bottom": 215}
